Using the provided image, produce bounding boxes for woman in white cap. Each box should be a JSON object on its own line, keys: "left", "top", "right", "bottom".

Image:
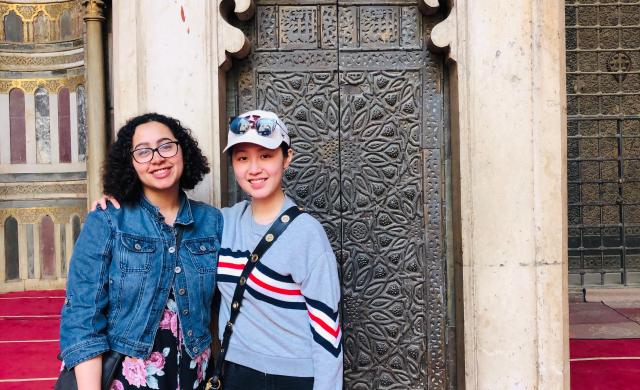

{"left": 94, "top": 110, "right": 342, "bottom": 389}
{"left": 214, "top": 110, "right": 342, "bottom": 389}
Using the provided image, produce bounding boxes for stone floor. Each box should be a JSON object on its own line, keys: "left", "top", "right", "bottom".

{"left": 570, "top": 288, "right": 640, "bottom": 339}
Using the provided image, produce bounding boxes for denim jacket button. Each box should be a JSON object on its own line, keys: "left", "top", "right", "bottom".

{"left": 183, "top": 309, "right": 189, "bottom": 315}
{"left": 134, "top": 243, "right": 141, "bottom": 251}
{"left": 187, "top": 330, "right": 193, "bottom": 337}
{"left": 174, "top": 266, "right": 182, "bottom": 274}
{"left": 193, "top": 347, "right": 199, "bottom": 353}
{"left": 168, "top": 246, "right": 176, "bottom": 254}
{"left": 199, "top": 245, "right": 206, "bottom": 251}
{"left": 178, "top": 288, "right": 186, "bottom": 295}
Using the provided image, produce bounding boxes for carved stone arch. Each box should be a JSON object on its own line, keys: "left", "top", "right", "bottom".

{"left": 216, "top": 0, "right": 254, "bottom": 70}
{"left": 427, "top": 0, "right": 456, "bottom": 61}
{"left": 223, "top": 1, "right": 452, "bottom": 387}
{"left": 4, "top": 216, "right": 20, "bottom": 281}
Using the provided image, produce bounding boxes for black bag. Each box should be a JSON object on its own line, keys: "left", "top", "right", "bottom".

{"left": 55, "top": 350, "right": 124, "bottom": 390}
{"left": 206, "top": 206, "right": 304, "bottom": 390}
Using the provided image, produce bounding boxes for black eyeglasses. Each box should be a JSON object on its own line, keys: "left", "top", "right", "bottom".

{"left": 229, "top": 116, "right": 279, "bottom": 136}
{"left": 131, "top": 141, "right": 180, "bottom": 163}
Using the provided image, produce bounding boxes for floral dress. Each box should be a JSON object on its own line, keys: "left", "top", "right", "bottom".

{"left": 109, "top": 290, "right": 211, "bottom": 390}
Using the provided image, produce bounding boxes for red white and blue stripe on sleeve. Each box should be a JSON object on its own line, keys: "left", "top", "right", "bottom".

{"left": 306, "top": 297, "right": 342, "bottom": 357}
{"left": 218, "top": 248, "right": 342, "bottom": 356}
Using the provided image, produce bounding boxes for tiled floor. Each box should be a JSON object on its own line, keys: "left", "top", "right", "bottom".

{"left": 570, "top": 288, "right": 640, "bottom": 339}
{"left": 570, "top": 302, "right": 640, "bottom": 339}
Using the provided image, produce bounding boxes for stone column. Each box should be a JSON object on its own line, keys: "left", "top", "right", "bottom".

{"left": 111, "top": 0, "right": 251, "bottom": 205}
{"left": 83, "top": 0, "right": 107, "bottom": 208}
{"left": 430, "top": 0, "right": 569, "bottom": 388}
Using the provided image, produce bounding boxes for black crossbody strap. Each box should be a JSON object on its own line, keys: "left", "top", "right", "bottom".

{"left": 208, "top": 206, "right": 304, "bottom": 390}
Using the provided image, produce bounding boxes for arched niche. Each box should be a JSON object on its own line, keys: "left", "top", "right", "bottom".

{"left": 60, "top": 10, "right": 74, "bottom": 40}
{"left": 35, "top": 87, "right": 52, "bottom": 164}
{"left": 58, "top": 87, "right": 71, "bottom": 163}
{"left": 4, "top": 11, "right": 23, "bottom": 43}
{"left": 33, "top": 12, "right": 50, "bottom": 42}
{"left": 9, "top": 88, "right": 26, "bottom": 164}
{"left": 39, "top": 215, "right": 55, "bottom": 278}
{"left": 4, "top": 216, "right": 19, "bottom": 281}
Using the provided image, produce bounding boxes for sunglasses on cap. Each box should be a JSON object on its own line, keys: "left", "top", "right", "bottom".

{"left": 229, "top": 115, "right": 280, "bottom": 136}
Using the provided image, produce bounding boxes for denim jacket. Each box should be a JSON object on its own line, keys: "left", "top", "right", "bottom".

{"left": 60, "top": 193, "right": 223, "bottom": 368}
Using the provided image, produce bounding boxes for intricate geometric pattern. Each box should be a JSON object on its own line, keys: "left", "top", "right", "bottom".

{"left": 566, "top": 0, "right": 640, "bottom": 286}
{"left": 232, "top": 2, "right": 447, "bottom": 388}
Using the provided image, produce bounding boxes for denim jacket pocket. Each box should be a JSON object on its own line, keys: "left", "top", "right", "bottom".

{"left": 117, "top": 233, "right": 157, "bottom": 272}
{"left": 184, "top": 237, "right": 218, "bottom": 273}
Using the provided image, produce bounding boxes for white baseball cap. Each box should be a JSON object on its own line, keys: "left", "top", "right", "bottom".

{"left": 223, "top": 110, "right": 290, "bottom": 153}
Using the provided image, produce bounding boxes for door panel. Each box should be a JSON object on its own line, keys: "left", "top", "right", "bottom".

{"left": 228, "top": 2, "right": 448, "bottom": 388}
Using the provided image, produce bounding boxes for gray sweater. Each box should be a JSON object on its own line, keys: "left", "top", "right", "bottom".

{"left": 219, "top": 197, "right": 343, "bottom": 389}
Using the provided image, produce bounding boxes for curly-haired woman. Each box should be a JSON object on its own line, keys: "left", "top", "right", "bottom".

{"left": 59, "top": 113, "right": 223, "bottom": 389}
{"left": 91, "top": 111, "right": 343, "bottom": 390}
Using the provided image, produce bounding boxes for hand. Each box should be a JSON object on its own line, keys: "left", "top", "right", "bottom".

{"left": 91, "top": 195, "right": 121, "bottom": 211}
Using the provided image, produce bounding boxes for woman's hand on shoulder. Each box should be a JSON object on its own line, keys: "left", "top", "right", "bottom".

{"left": 90, "top": 195, "right": 121, "bottom": 211}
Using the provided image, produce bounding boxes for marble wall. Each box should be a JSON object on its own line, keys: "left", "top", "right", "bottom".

{"left": 1, "top": 0, "right": 87, "bottom": 292}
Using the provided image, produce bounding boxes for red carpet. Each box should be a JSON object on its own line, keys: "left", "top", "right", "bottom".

{"left": 571, "top": 339, "right": 640, "bottom": 390}
{"left": 2, "top": 289, "right": 640, "bottom": 389}
{"left": 0, "top": 290, "right": 64, "bottom": 389}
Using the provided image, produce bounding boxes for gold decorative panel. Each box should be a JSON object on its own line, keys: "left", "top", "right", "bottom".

{"left": 0, "top": 52, "right": 83, "bottom": 68}
{"left": 0, "top": 1, "right": 83, "bottom": 43}
{"left": 0, "top": 1, "right": 79, "bottom": 22}
{"left": 0, "top": 75, "right": 84, "bottom": 93}
{"left": 0, "top": 182, "right": 86, "bottom": 197}
{"left": 0, "top": 206, "right": 86, "bottom": 225}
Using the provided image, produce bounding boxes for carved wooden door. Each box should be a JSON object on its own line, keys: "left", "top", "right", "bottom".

{"left": 227, "top": 1, "right": 449, "bottom": 388}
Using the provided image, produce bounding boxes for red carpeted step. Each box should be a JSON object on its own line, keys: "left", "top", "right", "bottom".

{"left": 571, "top": 359, "right": 640, "bottom": 390}
{"left": 571, "top": 339, "right": 640, "bottom": 389}
{"left": 0, "top": 297, "right": 64, "bottom": 317}
{"left": 0, "top": 380, "right": 58, "bottom": 390}
{"left": 0, "top": 318, "right": 60, "bottom": 341}
{"left": 0, "top": 290, "right": 63, "bottom": 386}
{"left": 0, "top": 290, "right": 65, "bottom": 298}
{"left": 571, "top": 338, "right": 640, "bottom": 359}
{"left": 0, "top": 341, "right": 60, "bottom": 380}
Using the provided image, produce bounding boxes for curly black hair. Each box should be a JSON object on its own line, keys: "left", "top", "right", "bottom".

{"left": 102, "top": 113, "right": 210, "bottom": 203}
